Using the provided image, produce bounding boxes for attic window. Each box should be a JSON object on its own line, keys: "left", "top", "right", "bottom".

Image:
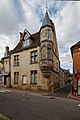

{"left": 22, "top": 39, "right": 30, "bottom": 47}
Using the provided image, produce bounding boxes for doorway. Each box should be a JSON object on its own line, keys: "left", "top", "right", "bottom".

{"left": 4, "top": 76, "right": 6, "bottom": 85}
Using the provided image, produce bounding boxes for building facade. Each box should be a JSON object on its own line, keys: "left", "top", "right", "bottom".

{"left": 71, "top": 41, "right": 80, "bottom": 95}
{"left": 59, "top": 67, "right": 68, "bottom": 88}
{"left": 1, "top": 46, "right": 11, "bottom": 87}
{"left": 2, "top": 11, "right": 59, "bottom": 92}
{"left": 59, "top": 67, "right": 65, "bottom": 87}
{"left": 0, "top": 62, "right": 4, "bottom": 85}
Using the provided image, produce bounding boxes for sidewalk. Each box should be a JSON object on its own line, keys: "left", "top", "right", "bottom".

{"left": 67, "top": 91, "right": 80, "bottom": 101}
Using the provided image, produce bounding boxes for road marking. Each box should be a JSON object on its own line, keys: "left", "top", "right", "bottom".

{"left": 20, "top": 98, "right": 27, "bottom": 101}
{"left": 0, "top": 113, "right": 10, "bottom": 120}
{"left": 0, "top": 89, "right": 12, "bottom": 93}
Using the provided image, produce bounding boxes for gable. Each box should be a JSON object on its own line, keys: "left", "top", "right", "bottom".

{"left": 12, "top": 31, "right": 40, "bottom": 54}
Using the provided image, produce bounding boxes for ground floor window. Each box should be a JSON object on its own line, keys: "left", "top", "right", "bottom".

{"left": 22, "top": 75, "right": 27, "bottom": 85}
{"left": 14, "top": 72, "right": 19, "bottom": 84}
{"left": 31, "top": 70, "right": 37, "bottom": 84}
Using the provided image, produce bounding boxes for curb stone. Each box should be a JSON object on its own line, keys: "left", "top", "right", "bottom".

{"left": 67, "top": 92, "right": 80, "bottom": 101}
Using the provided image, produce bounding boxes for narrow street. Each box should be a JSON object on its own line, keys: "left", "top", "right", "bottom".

{"left": 52, "top": 84, "right": 72, "bottom": 98}
{"left": 0, "top": 85, "right": 80, "bottom": 120}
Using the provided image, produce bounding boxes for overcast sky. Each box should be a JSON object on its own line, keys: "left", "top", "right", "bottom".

{"left": 0, "top": 0, "right": 80, "bottom": 73}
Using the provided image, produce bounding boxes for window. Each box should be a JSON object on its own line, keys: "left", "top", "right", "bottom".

{"left": 22, "top": 75, "right": 27, "bottom": 85}
{"left": 31, "top": 51, "right": 38, "bottom": 63}
{"left": 14, "top": 55, "right": 19, "bottom": 66}
{"left": 48, "top": 30, "right": 51, "bottom": 40}
{"left": 6, "top": 61, "right": 7, "bottom": 65}
{"left": 56, "top": 62, "right": 58, "bottom": 71}
{"left": 23, "top": 39, "right": 30, "bottom": 47}
{"left": 31, "top": 70, "right": 37, "bottom": 84}
{"left": 47, "top": 48, "right": 52, "bottom": 59}
{"left": 14, "top": 72, "right": 19, "bottom": 84}
{"left": 55, "top": 48, "right": 57, "bottom": 53}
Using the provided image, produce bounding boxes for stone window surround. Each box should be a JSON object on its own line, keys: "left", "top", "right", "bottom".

{"left": 14, "top": 55, "right": 19, "bottom": 67}
{"left": 31, "top": 70, "right": 37, "bottom": 85}
{"left": 14, "top": 72, "right": 19, "bottom": 84}
{"left": 30, "top": 50, "right": 38, "bottom": 64}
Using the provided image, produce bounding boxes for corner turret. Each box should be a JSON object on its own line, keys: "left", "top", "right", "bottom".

{"left": 39, "top": 11, "right": 54, "bottom": 78}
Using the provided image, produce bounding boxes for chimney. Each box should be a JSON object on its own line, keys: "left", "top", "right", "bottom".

{"left": 4, "top": 46, "right": 9, "bottom": 56}
{"left": 20, "top": 32, "right": 23, "bottom": 41}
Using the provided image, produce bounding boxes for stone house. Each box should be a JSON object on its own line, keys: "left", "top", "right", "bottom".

{"left": 0, "top": 62, "right": 4, "bottom": 85}
{"left": 59, "top": 67, "right": 65, "bottom": 87}
{"left": 59, "top": 67, "right": 68, "bottom": 88}
{"left": 1, "top": 46, "right": 11, "bottom": 86}
{"left": 2, "top": 11, "right": 59, "bottom": 92}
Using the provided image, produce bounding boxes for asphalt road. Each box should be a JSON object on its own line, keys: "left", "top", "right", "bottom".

{"left": 0, "top": 86, "right": 80, "bottom": 120}
{"left": 52, "top": 84, "right": 72, "bottom": 98}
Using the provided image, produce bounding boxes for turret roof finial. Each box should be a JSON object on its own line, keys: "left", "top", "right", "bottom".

{"left": 46, "top": 2, "right": 48, "bottom": 12}
{"left": 41, "top": 2, "right": 53, "bottom": 27}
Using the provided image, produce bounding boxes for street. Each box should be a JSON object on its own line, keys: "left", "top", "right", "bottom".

{"left": 0, "top": 85, "right": 80, "bottom": 120}
{"left": 52, "top": 84, "right": 72, "bottom": 98}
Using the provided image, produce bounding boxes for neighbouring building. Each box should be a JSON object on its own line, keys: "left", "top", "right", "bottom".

{"left": 0, "top": 61, "right": 3, "bottom": 74}
{"left": 64, "top": 69, "right": 72, "bottom": 84}
{"left": 0, "top": 61, "right": 4, "bottom": 85}
{"left": 59, "top": 66, "right": 69, "bottom": 88}
{"left": 67, "top": 72, "right": 73, "bottom": 84}
{"left": 59, "top": 67, "right": 65, "bottom": 87}
{"left": 2, "top": 11, "right": 59, "bottom": 92}
{"left": 71, "top": 41, "right": 80, "bottom": 95}
{"left": 1, "top": 46, "right": 11, "bottom": 87}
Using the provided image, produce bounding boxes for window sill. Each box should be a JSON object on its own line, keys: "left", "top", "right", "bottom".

{"left": 31, "top": 83, "right": 37, "bottom": 86}
{"left": 22, "top": 84, "right": 26, "bottom": 85}
{"left": 30, "top": 62, "right": 38, "bottom": 64}
{"left": 14, "top": 65, "right": 20, "bottom": 67}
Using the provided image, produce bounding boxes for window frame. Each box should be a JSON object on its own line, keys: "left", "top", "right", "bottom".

{"left": 31, "top": 50, "right": 38, "bottom": 64}
{"left": 14, "top": 55, "right": 19, "bottom": 67}
{"left": 47, "top": 48, "right": 52, "bottom": 59}
{"left": 48, "top": 30, "right": 51, "bottom": 40}
{"left": 22, "top": 39, "right": 30, "bottom": 47}
{"left": 22, "top": 75, "right": 27, "bottom": 85}
{"left": 14, "top": 72, "right": 19, "bottom": 84}
{"left": 31, "top": 70, "right": 37, "bottom": 85}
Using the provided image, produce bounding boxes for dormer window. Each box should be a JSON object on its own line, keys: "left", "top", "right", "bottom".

{"left": 22, "top": 39, "right": 30, "bottom": 47}
{"left": 22, "top": 29, "right": 31, "bottom": 47}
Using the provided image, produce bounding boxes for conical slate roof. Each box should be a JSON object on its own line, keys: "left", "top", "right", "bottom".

{"left": 42, "top": 11, "right": 52, "bottom": 27}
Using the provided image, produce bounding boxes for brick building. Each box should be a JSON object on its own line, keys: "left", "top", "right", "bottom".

{"left": 71, "top": 41, "right": 80, "bottom": 95}
{"left": 2, "top": 11, "right": 59, "bottom": 92}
